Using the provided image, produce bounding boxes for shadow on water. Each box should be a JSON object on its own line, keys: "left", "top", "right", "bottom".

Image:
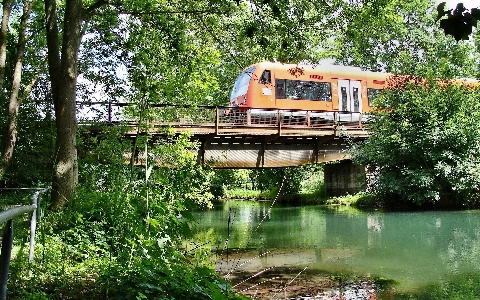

{"left": 193, "top": 200, "right": 480, "bottom": 299}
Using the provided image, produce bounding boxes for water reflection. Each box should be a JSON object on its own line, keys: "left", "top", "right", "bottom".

{"left": 193, "top": 202, "right": 480, "bottom": 292}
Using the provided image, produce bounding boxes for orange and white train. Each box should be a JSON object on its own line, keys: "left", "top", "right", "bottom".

{"left": 229, "top": 62, "right": 388, "bottom": 116}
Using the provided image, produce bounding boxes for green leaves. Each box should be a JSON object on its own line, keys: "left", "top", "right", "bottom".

{"left": 331, "top": 0, "right": 479, "bottom": 77}
{"left": 437, "top": 2, "right": 480, "bottom": 41}
{"left": 352, "top": 78, "right": 480, "bottom": 207}
{"left": 49, "top": 129, "right": 230, "bottom": 298}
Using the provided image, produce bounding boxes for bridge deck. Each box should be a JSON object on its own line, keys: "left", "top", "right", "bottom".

{"left": 89, "top": 106, "right": 370, "bottom": 168}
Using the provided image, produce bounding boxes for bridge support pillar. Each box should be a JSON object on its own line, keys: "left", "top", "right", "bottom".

{"left": 324, "top": 160, "right": 366, "bottom": 198}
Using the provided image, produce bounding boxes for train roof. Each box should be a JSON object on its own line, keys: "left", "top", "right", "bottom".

{"left": 248, "top": 61, "right": 389, "bottom": 82}
{"left": 250, "top": 61, "right": 388, "bottom": 76}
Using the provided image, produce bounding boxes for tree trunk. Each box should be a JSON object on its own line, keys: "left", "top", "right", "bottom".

{"left": 45, "top": 0, "right": 82, "bottom": 209}
{"left": 0, "top": 0, "right": 12, "bottom": 93}
{"left": 0, "top": 0, "right": 34, "bottom": 179}
{"left": 0, "top": 0, "right": 12, "bottom": 179}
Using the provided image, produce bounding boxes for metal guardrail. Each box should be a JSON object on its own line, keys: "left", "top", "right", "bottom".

{"left": 0, "top": 188, "right": 48, "bottom": 300}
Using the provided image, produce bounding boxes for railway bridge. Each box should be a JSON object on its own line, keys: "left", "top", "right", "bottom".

{"left": 90, "top": 105, "right": 370, "bottom": 196}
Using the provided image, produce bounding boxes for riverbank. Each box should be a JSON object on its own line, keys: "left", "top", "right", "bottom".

{"left": 231, "top": 268, "right": 378, "bottom": 300}
{"left": 219, "top": 188, "right": 379, "bottom": 208}
{"left": 216, "top": 250, "right": 382, "bottom": 299}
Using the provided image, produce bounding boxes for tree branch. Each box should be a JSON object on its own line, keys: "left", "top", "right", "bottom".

{"left": 44, "top": 0, "right": 61, "bottom": 107}
{"left": 20, "top": 58, "right": 48, "bottom": 102}
{"left": 194, "top": 14, "right": 243, "bottom": 69}
{"left": 0, "top": 0, "right": 12, "bottom": 95}
{"left": 115, "top": 9, "right": 229, "bottom": 16}
{"left": 83, "top": 0, "right": 109, "bottom": 20}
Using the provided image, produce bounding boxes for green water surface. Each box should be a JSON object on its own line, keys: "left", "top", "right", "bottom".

{"left": 193, "top": 201, "right": 480, "bottom": 295}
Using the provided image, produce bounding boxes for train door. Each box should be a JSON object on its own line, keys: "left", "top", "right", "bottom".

{"left": 337, "top": 80, "right": 362, "bottom": 112}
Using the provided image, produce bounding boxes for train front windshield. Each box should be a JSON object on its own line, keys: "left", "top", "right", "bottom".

{"left": 230, "top": 66, "right": 256, "bottom": 100}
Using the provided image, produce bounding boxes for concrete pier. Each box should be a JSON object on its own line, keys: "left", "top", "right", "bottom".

{"left": 324, "top": 160, "right": 366, "bottom": 197}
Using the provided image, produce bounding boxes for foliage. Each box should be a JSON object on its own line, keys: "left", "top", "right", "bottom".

{"left": 0, "top": 0, "right": 50, "bottom": 184}
{"left": 249, "top": 167, "right": 296, "bottom": 199}
{"left": 325, "top": 192, "right": 378, "bottom": 207}
{"left": 248, "top": 164, "right": 323, "bottom": 202}
{"left": 207, "top": 165, "right": 325, "bottom": 202}
{"left": 8, "top": 131, "right": 247, "bottom": 300}
{"left": 0, "top": 104, "right": 55, "bottom": 187}
{"left": 210, "top": 169, "right": 252, "bottom": 199}
{"left": 206, "top": 164, "right": 326, "bottom": 203}
{"left": 299, "top": 164, "right": 324, "bottom": 194}
{"left": 437, "top": 2, "right": 480, "bottom": 41}
{"left": 351, "top": 76, "right": 480, "bottom": 207}
{"left": 225, "top": 188, "right": 262, "bottom": 200}
{"left": 330, "top": 0, "right": 479, "bottom": 78}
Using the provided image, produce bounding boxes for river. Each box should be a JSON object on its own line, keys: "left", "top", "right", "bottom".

{"left": 192, "top": 200, "right": 480, "bottom": 299}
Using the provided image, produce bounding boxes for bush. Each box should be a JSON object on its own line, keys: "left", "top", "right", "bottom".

{"left": 8, "top": 133, "right": 247, "bottom": 300}
{"left": 351, "top": 76, "right": 480, "bottom": 208}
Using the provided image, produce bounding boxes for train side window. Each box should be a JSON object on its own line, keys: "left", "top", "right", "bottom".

{"left": 259, "top": 70, "right": 271, "bottom": 84}
{"left": 341, "top": 87, "right": 348, "bottom": 111}
{"left": 367, "top": 88, "right": 383, "bottom": 106}
{"left": 353, "top": 87, "right": 359, "bottom": 112}
{"left": 281, "top": 79, "right": 332, "bottom": 101}
{"left": 286, "top": 80, "right": 302, "bottom": 99}
{"left": 315, "top": 82, "right": 332, "bottom": 101}
{"left": 275, "top": 79, "right": 286, "bottom": 99}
